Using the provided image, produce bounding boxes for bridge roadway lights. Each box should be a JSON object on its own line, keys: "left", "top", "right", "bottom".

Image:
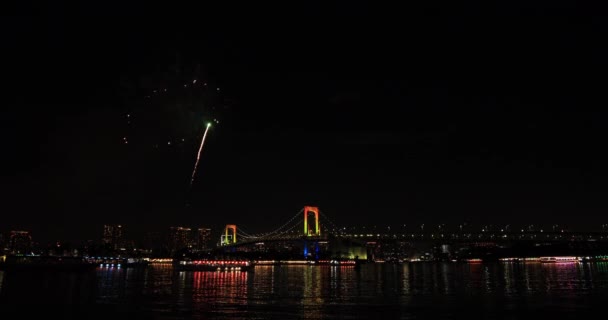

{"left": 304, "top": 206, "right": 320, "bottom": 237}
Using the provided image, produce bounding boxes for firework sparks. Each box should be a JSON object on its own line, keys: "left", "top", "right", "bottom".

{"left": 190, "top": 122, "right": 212, "bottom": 186}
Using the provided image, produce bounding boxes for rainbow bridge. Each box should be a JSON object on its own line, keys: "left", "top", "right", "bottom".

{"left": 216, "top": 206, "right": 366, "bottom": 260}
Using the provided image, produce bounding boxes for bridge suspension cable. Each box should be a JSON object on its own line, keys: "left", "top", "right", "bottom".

{"left": 255, "top": 210, "right": 303, "bottom": 238}
{"left": 235, "top": 226, "right": 256, "bottom": 239}
{"left": 319, "top": 210, "right": 341, "bottom": 234}
{"left": 237, "top": 231, "right": 254, "bottom": 240}
{"left": 267, "top": 218, "right": 304, "bottom": 239}
{"left": 236, "top": 208, "right": 304, "bottom": 240}
{"left": 226, "top": 208, "right": 346, "bottom": 244}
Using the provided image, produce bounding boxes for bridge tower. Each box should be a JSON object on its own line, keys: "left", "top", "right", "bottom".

{"left": 303, "top": 206, "right": 320, "bottom": 237}
{"left": 221, "top": 224, "right": 237, "bottom": 245}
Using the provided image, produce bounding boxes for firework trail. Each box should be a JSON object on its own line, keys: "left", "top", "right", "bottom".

{"left": 190, "top": 122, "right": 211, "bottom": 186}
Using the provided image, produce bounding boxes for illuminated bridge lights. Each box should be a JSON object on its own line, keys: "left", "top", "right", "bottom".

{"left": 221, "top": 224, "right": 237, "bottom": 246}
{"left": 304, "top": 206, "right": 320, "bottom": 237}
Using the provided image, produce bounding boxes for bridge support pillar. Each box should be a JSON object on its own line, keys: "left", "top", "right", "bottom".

{"left": 304, "top": 206, "right": 320, "bottom": 237}
{"left": 221, "top": 224, "right": 237, "bottom": 246}
{"left": 303, "top": 240, "right": 320, "bottom": 260}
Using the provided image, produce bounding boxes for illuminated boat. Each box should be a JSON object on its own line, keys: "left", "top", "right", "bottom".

{"left": 315, "top": 259, "right": 359, "bottom": 266}
{"left": 174, "top": 260, "right": 253, "bottom": 271}
{"left": 539, "top": 256, "right": 580, "bottom": 263}
{"left": 87, "top": 257, "right": 149, "bottom": 268}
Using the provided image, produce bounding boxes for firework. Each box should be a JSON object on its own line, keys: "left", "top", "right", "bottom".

{"left": 190, "top": 122, "right": 212, "bottom": 186}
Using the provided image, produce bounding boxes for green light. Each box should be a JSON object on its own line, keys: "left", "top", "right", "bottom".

{"left": 206, "top": 122, "right": 212, "bottom": 127}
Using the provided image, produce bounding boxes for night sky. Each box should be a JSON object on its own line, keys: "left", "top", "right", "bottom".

{"left": 2, "top": 3, "right": 608, "bottom": 243}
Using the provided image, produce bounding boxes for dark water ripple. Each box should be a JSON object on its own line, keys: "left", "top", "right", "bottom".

{"left": 1, "top": 262, "right": 608, "bottom": 319}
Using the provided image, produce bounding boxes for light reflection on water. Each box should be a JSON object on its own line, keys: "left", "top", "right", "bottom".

{"left": 2, "top": 263, "right": 608, "bottom": 318}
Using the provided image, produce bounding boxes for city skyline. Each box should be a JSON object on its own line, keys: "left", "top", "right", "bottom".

{"left": 2, "top": 219, "right": 607, "bottom": 247}
{"left": 3, "top": 4, "right": 608, "bottom": 242}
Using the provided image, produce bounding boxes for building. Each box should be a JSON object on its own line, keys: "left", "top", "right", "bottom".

{"left": 102, "top": 224, "right": 124, "bottom": 250}
{"left": 9, "top": 231, "right": 32, "bottom": 255}
{"left": 169, "top": 227, "right": 192, "bottom": 255}
{"left": 193, "top": 228, "right": 211, "bottom": 251}
{"left": 143, "top": 231, "right": 165, "bottom": 254}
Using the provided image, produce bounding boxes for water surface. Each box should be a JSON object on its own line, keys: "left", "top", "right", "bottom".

{"left": 1, "top": 262, "right": 607, "bottom": 319}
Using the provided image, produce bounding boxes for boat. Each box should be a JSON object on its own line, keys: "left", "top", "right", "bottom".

{"left": 0, "top": 255, "right": 97, "bottom": 272}
{"left": 88, "top": 257, "right": 149, "bottom": 268}
{"left": 315, "top": 259, "right": 359, "bottom": 266}
{"left": 499, "top": 258, "right": 521, "bottom": 262}
{"left": 539, "top": 256, "right": 580, "bottom": 263}
{"left": 252, "top": 259, "right": 362, "bottom": 267}
{"left": 174, "top": 259, "right": 253, "bottom": 271}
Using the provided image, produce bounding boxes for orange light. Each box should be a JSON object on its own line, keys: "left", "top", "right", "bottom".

{"left": 304, "top": 206, "right": 320, "bottom": 237}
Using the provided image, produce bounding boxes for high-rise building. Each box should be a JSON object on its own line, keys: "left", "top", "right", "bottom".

{"left": 169, "top": 227, "right": 192, "bottom": 255}
{"left": 102, "top": 224, "right": 124, "bottom": 250}
{"left": 193, "top": 228, "right": 211, "bottom": 251}
{"left": 9, "top": 231, "right": 32, "bottom": 255}
{"left": 143, "top": 231, "right": 162, "bottom": 250}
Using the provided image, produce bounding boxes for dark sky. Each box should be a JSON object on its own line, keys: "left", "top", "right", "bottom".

{"left": 2, "top": 2, "right": 608, "bottom": 243}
